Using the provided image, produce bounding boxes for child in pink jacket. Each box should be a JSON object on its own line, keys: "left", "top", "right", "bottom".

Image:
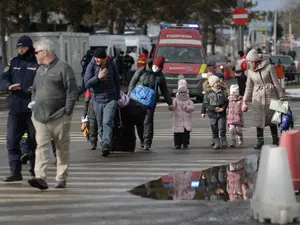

{"left": 172, "top": 85, "right": 195, "bottom": 149}
{"left": 227, "top": 84, "right": 243, "bottom": 147}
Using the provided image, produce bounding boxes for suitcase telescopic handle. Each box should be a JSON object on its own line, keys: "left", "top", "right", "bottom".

{"left": 118, "top": 108, "right": 123, "bottom": 127}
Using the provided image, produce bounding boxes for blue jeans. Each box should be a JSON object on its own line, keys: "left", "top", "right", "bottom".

{"left": 93, "top": 100, "right": 117, "bottom": 151}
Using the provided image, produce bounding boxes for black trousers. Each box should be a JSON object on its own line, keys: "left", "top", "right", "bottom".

{"left": 236, "top": 75, "right": 247, "bottom": 96}
{"left": 174, "top": 129, "right": 190, "bottom": 147}
{"left": 88, "top": 101, "right": 98, "bottom": 146}
{"left": 136, "top": 108, "right": 155, "bottom": 147}
{"left": 7, "top": 112, "right": 36, "bottom": 175}
{"left": 257, "top": 125, "right": 278, "bottom": 138}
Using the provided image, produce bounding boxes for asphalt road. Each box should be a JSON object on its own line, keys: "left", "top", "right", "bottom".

{"left": 0, "top": 83, "right": 299, "bottom": 224}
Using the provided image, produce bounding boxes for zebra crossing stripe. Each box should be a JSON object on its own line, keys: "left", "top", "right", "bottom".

{"left": 0, "top": 154, "right": 250, "bottom": 224}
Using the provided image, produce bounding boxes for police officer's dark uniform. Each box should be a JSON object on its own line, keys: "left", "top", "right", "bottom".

{"left": 0, "top": 35, "right": 39, "bottom": 182}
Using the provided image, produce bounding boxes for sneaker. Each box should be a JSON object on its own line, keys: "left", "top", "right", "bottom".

{"left": 55, "top": 180, "right": 66, "bottom": 189}
{"left": 175, "top": 145, "right": 181, "bottom": 149}
{"left": 140, "top": 142, "right": 144, "bottom": 148}
{"left": 182, "top": 145, "right": 188, "bottom": 149}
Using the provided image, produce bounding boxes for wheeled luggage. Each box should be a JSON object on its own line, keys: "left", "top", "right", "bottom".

{"left": 112, "top": 108, "right": 136, "bottom": 152}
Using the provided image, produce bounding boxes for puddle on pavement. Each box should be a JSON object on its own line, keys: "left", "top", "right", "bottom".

{"left": 129, "top": 155, "right": 259, "bottom": 201}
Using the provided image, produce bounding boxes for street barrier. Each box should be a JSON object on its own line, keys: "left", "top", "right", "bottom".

{"left": 251, "top": 145, "right": 300, "bottom": 224}
{"left": 280, "top": 130, "right": 300, "bottom": 192}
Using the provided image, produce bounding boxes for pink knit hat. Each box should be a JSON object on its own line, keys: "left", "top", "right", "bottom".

{"left": 178, "top": 79, "right": 188, "bottom": 88}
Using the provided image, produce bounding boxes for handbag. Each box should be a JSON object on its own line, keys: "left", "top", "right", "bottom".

{"left": 130, "top": 75, "right": 158, "bottom": 109}
{"left": 271, "top": 111, "right": 282, "bottom": 125}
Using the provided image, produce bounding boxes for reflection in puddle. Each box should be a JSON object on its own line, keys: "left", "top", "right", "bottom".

{"left": 129, "top": 155, "right": 259, "bottom": 201}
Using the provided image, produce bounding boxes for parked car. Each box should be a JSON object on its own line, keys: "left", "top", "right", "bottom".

{"left": 270, "top": 55, "right": 297, "bottom": 81}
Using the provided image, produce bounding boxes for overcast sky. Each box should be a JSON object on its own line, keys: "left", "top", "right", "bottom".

{"left": 253, "top": 0, "right": 297, "bottom": 11}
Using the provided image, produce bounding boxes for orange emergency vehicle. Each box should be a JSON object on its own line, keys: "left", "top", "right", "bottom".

{"left": 152, "top": 23, "right": 209, "bottom": 101}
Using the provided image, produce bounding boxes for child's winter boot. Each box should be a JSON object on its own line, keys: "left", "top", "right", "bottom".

{"left": 230, "top": 135, "right": 236, "bottom": 148}
{"left": 237, "top": 136, "right": 243, "bottom": 145}
{"left": 210, "top": 138, "right": 215, "bottom": 147}
{"left": 221, "top": 136, "right": 227, "bottom": 149}
{"left": 213, "top": 138, "right": 220, "bottom": 149}
{"left": 254, "top": 137, "right": 264, "bottom": 149}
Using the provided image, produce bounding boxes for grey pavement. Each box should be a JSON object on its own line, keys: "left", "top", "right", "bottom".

{"left": 0, "top": 95, "right": 299, "bottom": 224}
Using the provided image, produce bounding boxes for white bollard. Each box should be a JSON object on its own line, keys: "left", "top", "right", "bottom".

{"left": 251, "top": 145, "right": 300, "bottom": 224}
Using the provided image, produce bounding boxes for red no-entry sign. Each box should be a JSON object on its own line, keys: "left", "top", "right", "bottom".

{"left": 232, "top": 8, "right": 249, "bottom": 25}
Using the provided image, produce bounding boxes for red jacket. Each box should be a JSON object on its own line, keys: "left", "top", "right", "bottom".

{"left": 85, "top": 89, "right": 91, "bottom": 98}
{"left": 240, "top": 55, "right": 247, "bottom": 71}
{"left": 137, "top": 53, "right": 147, "bottom": 69}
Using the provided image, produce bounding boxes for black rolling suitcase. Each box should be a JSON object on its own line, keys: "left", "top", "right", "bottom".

{"left": 112, "top": 108, "right": 136, "bottom": 153}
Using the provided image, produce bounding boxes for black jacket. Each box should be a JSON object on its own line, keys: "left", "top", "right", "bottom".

{"left": 127, "top": 60, "right": 172, "bottom": 106}
{"left": 0, "top": 50, "right": 39, "bottom": 112}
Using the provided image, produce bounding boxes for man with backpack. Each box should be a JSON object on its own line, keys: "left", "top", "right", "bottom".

{"left": 128, "top": 56, "right": 172, "bottom": 151}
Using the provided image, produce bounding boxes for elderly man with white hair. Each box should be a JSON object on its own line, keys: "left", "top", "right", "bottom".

{"left": 28, "top": 38, "right": 78, "bottom": 190}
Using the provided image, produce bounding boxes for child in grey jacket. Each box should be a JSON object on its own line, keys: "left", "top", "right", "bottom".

{"left": 203, "top": 75, "right": 228, "bottom": 149}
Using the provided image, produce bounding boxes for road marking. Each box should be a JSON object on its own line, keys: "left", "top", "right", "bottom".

{"left": 0, "top": 153, "right": 256, "bottom": 223}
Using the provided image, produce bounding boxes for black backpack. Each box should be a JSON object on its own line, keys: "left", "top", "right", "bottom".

{"left": 81, "top": 50, "right": 94, "bottom": 77}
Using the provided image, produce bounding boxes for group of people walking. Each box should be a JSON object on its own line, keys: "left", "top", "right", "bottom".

{"left": 199, "top": 48, "right": 284, "bottom": 150}
{"left": 0, "top": 33, "right": 289, "bottom": 191}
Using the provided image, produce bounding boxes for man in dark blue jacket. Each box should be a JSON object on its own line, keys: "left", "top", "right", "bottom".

{"left": 0, "top": 35, "right": 38, "bottom": 182}
{"left": 84, "top": 48, "right": 120, "bottom": 157}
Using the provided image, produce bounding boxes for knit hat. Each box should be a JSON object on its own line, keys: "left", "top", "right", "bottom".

{"left": 178, "top": 79, "right": 188, "bottom": 88}
{"left": 153, "top": 56, "right": 165, "bottom": 68}
{"left": 230, "top": 84, "right": 239, "bottom": 95}
{"left": 215, "top": 72, "right": 224, "bottom": 80}
{"left": 246, "top": 49, "right": 260, "bottom": 62}
{"left": 208, "top": 75, "right": 219, "bottom": 87}
{"left": 178, "top": 85, "right": 188, "bottom": 94}
{"left": 16, "top": 35, "right": 33, "bottom": 48}
{"left": 94, "top": 48, "right": 107, "bottom": 59}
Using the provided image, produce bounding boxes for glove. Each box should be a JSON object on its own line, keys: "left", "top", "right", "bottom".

{"left": 81, "top": 116, "right": 88, "bottom": 123}
{"left": 28, "top": 101, "right": 36, "bottom": 109}
{"left": 242, "top": 102, "right": 248, "bottom": 112}
{"left": 168, "top": 106, "right": 174, "bottom": 111}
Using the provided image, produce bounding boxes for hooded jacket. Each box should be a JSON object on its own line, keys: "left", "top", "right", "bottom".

{"left": 172, "top": 86, "right": 194, "bottom": 133}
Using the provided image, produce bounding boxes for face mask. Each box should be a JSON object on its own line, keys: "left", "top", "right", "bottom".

{"left": 152, "top": 65, "right": 160, "bottom": 73}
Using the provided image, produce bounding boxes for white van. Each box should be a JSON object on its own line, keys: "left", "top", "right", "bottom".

{"left": 89, "top": 35, "right": 126, "bottom": 59}
{"left": 124, "top": 35, "right": 152, "bottom": 71}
